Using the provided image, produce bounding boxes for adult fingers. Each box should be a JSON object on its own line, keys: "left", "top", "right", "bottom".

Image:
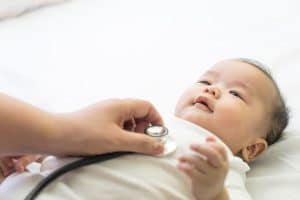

{"left": 0, "top": 173, "right": 5, "bottom": 182}
{"left": 122, "top": 99, "right": 163, "bottom": 127}
{"left": 14, "top": 155, "right": 41, "bottom": 172}
{"left": 133, "top": 119, "right": 149, "bottom": 133}
{"left": 116, "top": 129, "right": 164, "bottom": 155}
{"left": 0, "top": 157, "right": 14, "bottom": 176}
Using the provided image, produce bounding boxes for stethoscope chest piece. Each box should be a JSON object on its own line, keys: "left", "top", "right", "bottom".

{"left": 144, "top": 125, "right": 177, "bottom": 156}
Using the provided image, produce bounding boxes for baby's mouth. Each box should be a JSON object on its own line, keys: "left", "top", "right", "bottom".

{"left": 193, "top": 96, "right": 214, "bottom": 113}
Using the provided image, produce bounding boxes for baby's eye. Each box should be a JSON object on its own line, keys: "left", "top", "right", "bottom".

{"left": 198, "top": 80, "right": 211, "bottom": 85}
{"left": 229, "top": 90, "right": 243, "bottom": 100}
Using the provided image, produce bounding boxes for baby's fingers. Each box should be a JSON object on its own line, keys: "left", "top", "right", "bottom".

{"left": 190, "top": 142, "right": 224, "bottom": 168}
{"left": 206, "top": 137, "right": 227, "bottom": 161}
{"left": 177, "top": 162, "right": 203, "bottom": 180}
{"left": 178, "top": 155, "right": 211, "bottom": 174}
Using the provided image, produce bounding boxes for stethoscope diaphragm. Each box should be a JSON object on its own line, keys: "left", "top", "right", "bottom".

{"left": 144, "top": 125, "right": 177, "bottom": 156}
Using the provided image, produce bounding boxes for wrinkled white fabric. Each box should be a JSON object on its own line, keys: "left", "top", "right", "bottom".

{"left": 0, "top": 116, "right": 251, "bottom": 200}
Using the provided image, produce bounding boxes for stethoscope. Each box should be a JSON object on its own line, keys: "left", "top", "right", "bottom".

{"left": 144, "top": 125, "right": 177, "bottom": 156}
{"left": 24, "top": 125, "right": 177, "bottom": 200}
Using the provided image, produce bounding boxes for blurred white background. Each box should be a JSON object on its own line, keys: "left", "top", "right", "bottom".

{"left": 0, "top": 0, "right": 299, "bottom": 118}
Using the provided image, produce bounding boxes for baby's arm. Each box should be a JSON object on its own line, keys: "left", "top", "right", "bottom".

{"left": 177, "top": 136, "right": 229, "bottom": 200}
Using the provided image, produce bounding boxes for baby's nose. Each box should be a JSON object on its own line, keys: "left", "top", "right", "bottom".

{"left": 204, "top": 86, "right": 220, "bottom": 98}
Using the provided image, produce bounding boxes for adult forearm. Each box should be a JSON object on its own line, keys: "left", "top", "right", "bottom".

{"left": 0, "top": 93, "right": 60, "bottom": 155}
{"left": 0, "top": 96, "right": 164, "bottom": 156}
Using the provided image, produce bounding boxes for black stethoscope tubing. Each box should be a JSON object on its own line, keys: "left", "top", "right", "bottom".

{"left": 24, "top": 125, "right": 168, "bottom": 200}
{"left": 24, "top": 151, "right": 132, "bottom": 200}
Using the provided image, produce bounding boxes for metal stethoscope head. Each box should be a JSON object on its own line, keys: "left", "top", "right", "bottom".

{"left": 144, "top": 125, "right": 177, "bottom": 156}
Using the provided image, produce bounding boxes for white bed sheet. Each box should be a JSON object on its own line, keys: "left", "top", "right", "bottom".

{"left": 0, "top": 0, "right": 67, "bottom": 20}
{"left": 0, "top": 0, "right": 299, "bottom": 199}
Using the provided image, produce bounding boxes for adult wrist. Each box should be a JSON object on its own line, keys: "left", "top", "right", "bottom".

{"left": 199, "top": 188, "right": 229, "bottom": 200}
{"left": 212, "top": 188, "right": 229, "bottom": 200}
{"left": 39, "top": 113, "right": 79, "bottom": 156}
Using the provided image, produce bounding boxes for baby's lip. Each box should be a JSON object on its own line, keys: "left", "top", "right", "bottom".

{"left": 193, "top": 96, "right": 214, "bottom": 113}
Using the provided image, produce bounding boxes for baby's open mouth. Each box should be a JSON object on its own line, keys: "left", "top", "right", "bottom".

{"left": 193, "top": 96, "right": 214, "bottom": 113}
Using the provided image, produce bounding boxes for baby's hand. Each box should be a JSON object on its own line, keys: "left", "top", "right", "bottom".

{"left": 177, "top": 137, "right": 229, "bottom": 200}
{"left": 0, "top": 155, "right": 45, "bottom": 182}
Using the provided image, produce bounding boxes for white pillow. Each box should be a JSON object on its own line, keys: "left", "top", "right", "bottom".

{"left": 0, "top": 0, "right": 68, "bottom": 20}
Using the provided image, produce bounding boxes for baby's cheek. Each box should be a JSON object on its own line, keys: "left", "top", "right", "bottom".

{"left": 174, "top": 96, "right": 187, "bottom": 116}
{"left": 215, "top": 104, "right": 246, "bottom": 132}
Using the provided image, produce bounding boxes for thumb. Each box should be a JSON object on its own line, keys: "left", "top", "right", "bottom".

{"left": 119, "top": 130, "right": 164, "bottom": 155}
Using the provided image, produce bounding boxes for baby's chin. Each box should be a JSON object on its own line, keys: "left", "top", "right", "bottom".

{"left": 175, "top": 111, "right": 213, "bottom": 132}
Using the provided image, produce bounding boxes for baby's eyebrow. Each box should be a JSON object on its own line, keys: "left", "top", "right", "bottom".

{"left": 229, "top": 80, "right": 253, "bottom": 94}
{"left": 203, "top": 70, "right": 219, "bottom": 78}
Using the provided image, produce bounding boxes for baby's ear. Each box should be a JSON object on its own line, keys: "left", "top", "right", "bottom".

{"left": 241, "top": 138, "right": 268, "bottom": 162}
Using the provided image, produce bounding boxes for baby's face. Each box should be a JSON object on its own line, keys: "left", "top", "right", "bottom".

{"left": 175, "top": 60, "right": 276, "bottom": 154}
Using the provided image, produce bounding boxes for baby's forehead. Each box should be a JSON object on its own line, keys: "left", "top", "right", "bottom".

{"left": 203, "top": 60, "right": 277, "bottom": 102}
{"left": 203, "top": 60, "right": 269, "bottom": 83}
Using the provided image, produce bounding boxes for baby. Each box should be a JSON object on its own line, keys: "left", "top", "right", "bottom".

{"left": 0, "top": 58, "right": 289, "bottom": 200}
{"left": 175, "top": 58, "right": 289, "bottom": 199}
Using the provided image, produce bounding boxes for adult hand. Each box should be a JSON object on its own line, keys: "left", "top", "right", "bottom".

{"left": 0, "top": 94, "right": 164, "bottom": 157}
{"left": 54, "top": 98, "right": 165, "bottom": 156}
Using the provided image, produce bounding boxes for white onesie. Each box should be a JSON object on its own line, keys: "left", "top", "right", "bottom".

{"left": 0, "top": 116, "right": 251, "bottom": 200}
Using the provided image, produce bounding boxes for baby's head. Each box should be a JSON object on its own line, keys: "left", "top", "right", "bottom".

{"left": 175, "top": 58, "right": 289, "bottom": 162}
